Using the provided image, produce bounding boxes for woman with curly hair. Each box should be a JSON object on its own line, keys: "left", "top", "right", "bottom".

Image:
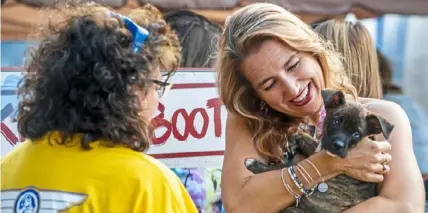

{"left": 0, "top": 3, "right": 198, "bottom": 213}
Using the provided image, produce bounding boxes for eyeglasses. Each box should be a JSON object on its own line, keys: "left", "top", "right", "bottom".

{"left": 150, "top": 79, "right": 172, "bottom": 99}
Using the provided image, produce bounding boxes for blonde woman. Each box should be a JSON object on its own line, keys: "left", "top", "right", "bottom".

{"left": 216, "top": 3, "right": 424, "bottom": 213}
{"left": 313, "top": 19, "right": 382, "bottom": 99}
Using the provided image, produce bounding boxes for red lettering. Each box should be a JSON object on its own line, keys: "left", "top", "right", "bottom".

{"left": 171, "top": 109, "right": 190, "bottom": 141}
{"left": 188, "top": 108, "right": 209, "bottom": 139}
{"left": 152, "top": 103, "right": 172, "bottom": 145}
{"left": 207, "top": 98, "right": 222, "bottom": 137}
{"left": 1, "top": 122, "right": 18, "bottom": 146}
{"left": 152, "top": 97, "right": 224, "bottom": 146}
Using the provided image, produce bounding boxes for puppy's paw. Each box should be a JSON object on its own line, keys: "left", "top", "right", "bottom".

{"left": 245, "top": 158, "right": 269, "bottom": 174}
{"left": 245, "top": 158, "right": 289, "bottom": 174}
{"left": 244, "top": 158, "right": 257, "bottom": 167}
{"left": 290, "top": 133, "right": 319, "bottom": 156}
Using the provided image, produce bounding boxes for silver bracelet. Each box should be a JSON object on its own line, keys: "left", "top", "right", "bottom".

{"left": 296, "top": 164, "right": 317, "bottom": 196}
{"left": 305, "top": 159, "right": 328, "bottom": 193}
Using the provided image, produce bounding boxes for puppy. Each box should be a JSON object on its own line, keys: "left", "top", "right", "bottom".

{"left": 245, "top": 90, "right": 394, "bottom": 213}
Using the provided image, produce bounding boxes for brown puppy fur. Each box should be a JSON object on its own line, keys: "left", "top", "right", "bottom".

{"left": 245, "top": 90, "right": 394, "bottom": 213}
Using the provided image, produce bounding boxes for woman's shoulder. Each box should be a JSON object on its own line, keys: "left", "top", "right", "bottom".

{"left": 358, "top": 97, "right": 400, "bottom": 110}
{"left": 110, "top": 150, "right": 179, "bottom": 183}
{"left": 357, "top": 97, "right": 409, "bottom": 128}
{"left": 135, "top": 154, "right": 177, "bottom": 179}
{"left": 226, "top": 112, "right": 250, "bottom": 130}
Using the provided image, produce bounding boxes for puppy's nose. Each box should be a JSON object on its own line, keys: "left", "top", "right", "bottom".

{"left": 332, "top": 140, "right": 346, "bottom": 152}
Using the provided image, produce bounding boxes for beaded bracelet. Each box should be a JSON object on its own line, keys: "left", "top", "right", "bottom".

{"left": 288, "top": 166, "right": 316, "bottom": 197}
{"left": 288, "top": 166, "right": 306, "bottom": 194}
{"left": 280, "top": 167, "right": 302, "bottom": 207}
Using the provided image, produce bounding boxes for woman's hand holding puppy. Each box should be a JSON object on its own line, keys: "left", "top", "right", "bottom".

{"left": 332, "top": 138, "right": 392, "bottom": 183}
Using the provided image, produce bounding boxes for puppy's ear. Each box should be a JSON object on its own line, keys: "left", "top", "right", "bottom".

{"left": 321, "top": 90, "right": 346, "bottom": 109}
{"left": 366, "top": 114, "right": 395, "bottom": 139}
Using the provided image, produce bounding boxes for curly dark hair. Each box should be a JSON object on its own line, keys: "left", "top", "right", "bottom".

{"left": 17, "top": 3, "right": 181, "bottom": 152}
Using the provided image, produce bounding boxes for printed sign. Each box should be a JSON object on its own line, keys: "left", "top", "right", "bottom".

{"left": 1, "top": 67, "right": 227, "bottom": 168}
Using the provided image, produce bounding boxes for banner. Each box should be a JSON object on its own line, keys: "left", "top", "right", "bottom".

{"left": 1, "top": 67, "right": 227, "bottom": 168}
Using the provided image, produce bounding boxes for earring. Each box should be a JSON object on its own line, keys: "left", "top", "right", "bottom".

{"left": 260, "top": 101, "right": 268, "bottom": 115}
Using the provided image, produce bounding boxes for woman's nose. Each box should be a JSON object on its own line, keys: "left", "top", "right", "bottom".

{"left": 278, "top": 75, "right": 300, "bottom": 98}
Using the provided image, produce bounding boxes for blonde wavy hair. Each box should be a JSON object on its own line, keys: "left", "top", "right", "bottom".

{"left": 216, "top": 3, "right": 357, "bottom": 161}
{"left": 314, "top": 19, "right": 382, "bottom": 99}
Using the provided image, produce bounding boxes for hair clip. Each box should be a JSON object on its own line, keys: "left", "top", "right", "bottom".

{"left": 109, "top": 12, "right": 149, "bottom": 53}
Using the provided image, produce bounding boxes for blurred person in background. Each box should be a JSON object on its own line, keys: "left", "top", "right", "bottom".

{"left": 0, "top": 3, "right": 198, "bottom": 213}
{"left": 165, "top": 10, "right": 221, "bottom": 68}
{"left": 314, "top": 19, "right": 382, "bottom": 99}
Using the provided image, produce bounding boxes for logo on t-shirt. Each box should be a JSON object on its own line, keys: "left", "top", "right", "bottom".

{"left": 14, "top": 188, "right": 39, "bottom": 213}
{"left": 1, "top": 187, "right": 87, "bottom": 213}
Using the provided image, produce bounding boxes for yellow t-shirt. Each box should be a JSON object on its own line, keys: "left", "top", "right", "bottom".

{"left": 1, "top": 132, "right": 198, "bottom": 213}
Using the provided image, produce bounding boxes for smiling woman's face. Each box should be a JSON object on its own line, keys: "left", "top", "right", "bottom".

{"left": 241, "top": 39, "right": 325, "bottom": 118}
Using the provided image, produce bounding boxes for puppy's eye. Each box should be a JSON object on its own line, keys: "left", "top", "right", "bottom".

{"left": 332, "top": 115, "right": 342, "bottom": 125}
{"left": 352, "top": 132, "right": 360, "bottom": 138}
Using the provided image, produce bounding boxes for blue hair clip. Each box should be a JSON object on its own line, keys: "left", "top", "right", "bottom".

{"left": 110, "top": 12, "right": 149, "bottom": 53}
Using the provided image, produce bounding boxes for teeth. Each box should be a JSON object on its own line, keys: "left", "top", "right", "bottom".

{"left": 292, "top": 86, "right": 309, "bottom": 102}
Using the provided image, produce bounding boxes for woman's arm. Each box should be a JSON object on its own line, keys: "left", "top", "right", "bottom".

{"left": 343, "top": 100, "right": 425, "bottom": 213}
{"left": 221, "top": 112, "right": 388, "bottom": 213}
{"left": 221, "top": 113, "right": 338, "bottom": 213}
